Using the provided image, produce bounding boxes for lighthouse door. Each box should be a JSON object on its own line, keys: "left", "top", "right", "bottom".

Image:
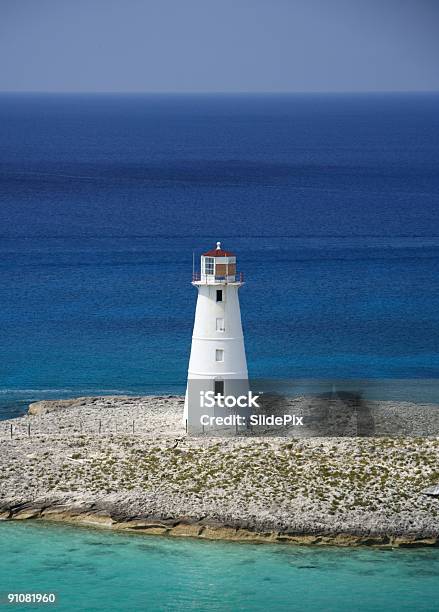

{"left": 214, "top": 380, "right": 224, "bottom": 397}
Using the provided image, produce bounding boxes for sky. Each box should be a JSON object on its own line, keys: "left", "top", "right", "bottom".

{"left": 0, "top": 0, "right": 438, "bottom": 93}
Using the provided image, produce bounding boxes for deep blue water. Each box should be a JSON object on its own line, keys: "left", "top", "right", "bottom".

{"left": 1, "top": 521, "right": 439, "bottom": 612}
{"left": 1, "top": 93, "right": 439, "bottom": 417}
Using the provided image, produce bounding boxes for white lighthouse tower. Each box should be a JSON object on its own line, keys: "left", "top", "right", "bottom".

{"left": 184, "top": 242, "right": 249, "bottom": 433}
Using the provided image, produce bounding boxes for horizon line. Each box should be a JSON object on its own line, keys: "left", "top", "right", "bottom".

{"left": 0, "top": 89, "right": 439, "bottom": 96}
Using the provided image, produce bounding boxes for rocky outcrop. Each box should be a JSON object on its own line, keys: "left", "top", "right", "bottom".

{"left": 28, "top": 398, "right": 84, "bottom": 415}
{"left": 1, "top": 395, "right": 439, "bottom": 547}
{"left": 1, "top": 499, "right": 438, "bottom": 547}
{"left": 27, "top": 395, "right": 137, "bottom": 416}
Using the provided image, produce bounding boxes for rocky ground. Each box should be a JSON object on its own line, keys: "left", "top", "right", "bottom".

{"left": 1, "top": 395, "right": 439, "bottom": 546}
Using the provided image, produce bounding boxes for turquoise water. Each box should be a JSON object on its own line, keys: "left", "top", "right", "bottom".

{"left": 1, "top": 522, "right": 439, "bottom": 611}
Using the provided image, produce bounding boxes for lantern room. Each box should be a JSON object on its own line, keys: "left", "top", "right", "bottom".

{"left": 194, "top": 242, "right": 243, "bottom": 284}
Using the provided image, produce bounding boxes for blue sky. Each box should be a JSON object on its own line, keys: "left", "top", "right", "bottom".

{"left": 0, "top": 0, "right": 438, "bottom": 92}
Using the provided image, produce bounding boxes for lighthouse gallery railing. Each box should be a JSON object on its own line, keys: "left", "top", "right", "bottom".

{"left": 192, "top": 271, "right": 244, "bottom": 283}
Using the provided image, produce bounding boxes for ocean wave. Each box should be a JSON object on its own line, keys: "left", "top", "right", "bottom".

{"left": 0, "top": 388, "right": 135, "bottom": 396}
{"left": 0, "top": 389, "right": 74, "bottom": 395}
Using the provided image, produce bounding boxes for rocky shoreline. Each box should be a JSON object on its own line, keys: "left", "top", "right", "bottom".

{"left": 1, "top": 395, "right": 439, "bottom": 547}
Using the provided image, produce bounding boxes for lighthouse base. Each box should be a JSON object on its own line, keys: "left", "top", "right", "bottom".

{"left": 185, "top": 377, "right": 251, "bottom": 435}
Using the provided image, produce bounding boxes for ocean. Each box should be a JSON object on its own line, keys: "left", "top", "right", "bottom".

{"left": 1, "top": 521, "right": 439, "bottom": 612}
{"left": 1, "top": 93, "right": 439, "bottom": 418}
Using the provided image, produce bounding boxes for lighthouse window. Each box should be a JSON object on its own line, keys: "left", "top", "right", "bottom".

{"left": 216, "top": 289, "right": 223, "bottom": 302}
{"left": 204, "top": 257, "right": 215, "bottom": 275}
{"left": 216, "top": 318, "right": 225, "bottom": 332}
{"left": 214, "top": 380, "right": 225, "bottom": 396}
{"left": 215, "top": 349, "right": 224, "bottom": 362}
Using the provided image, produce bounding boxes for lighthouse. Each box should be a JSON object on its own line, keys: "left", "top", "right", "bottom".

{"left": 184, "top": 242, "right": 249, "bottom": 433}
